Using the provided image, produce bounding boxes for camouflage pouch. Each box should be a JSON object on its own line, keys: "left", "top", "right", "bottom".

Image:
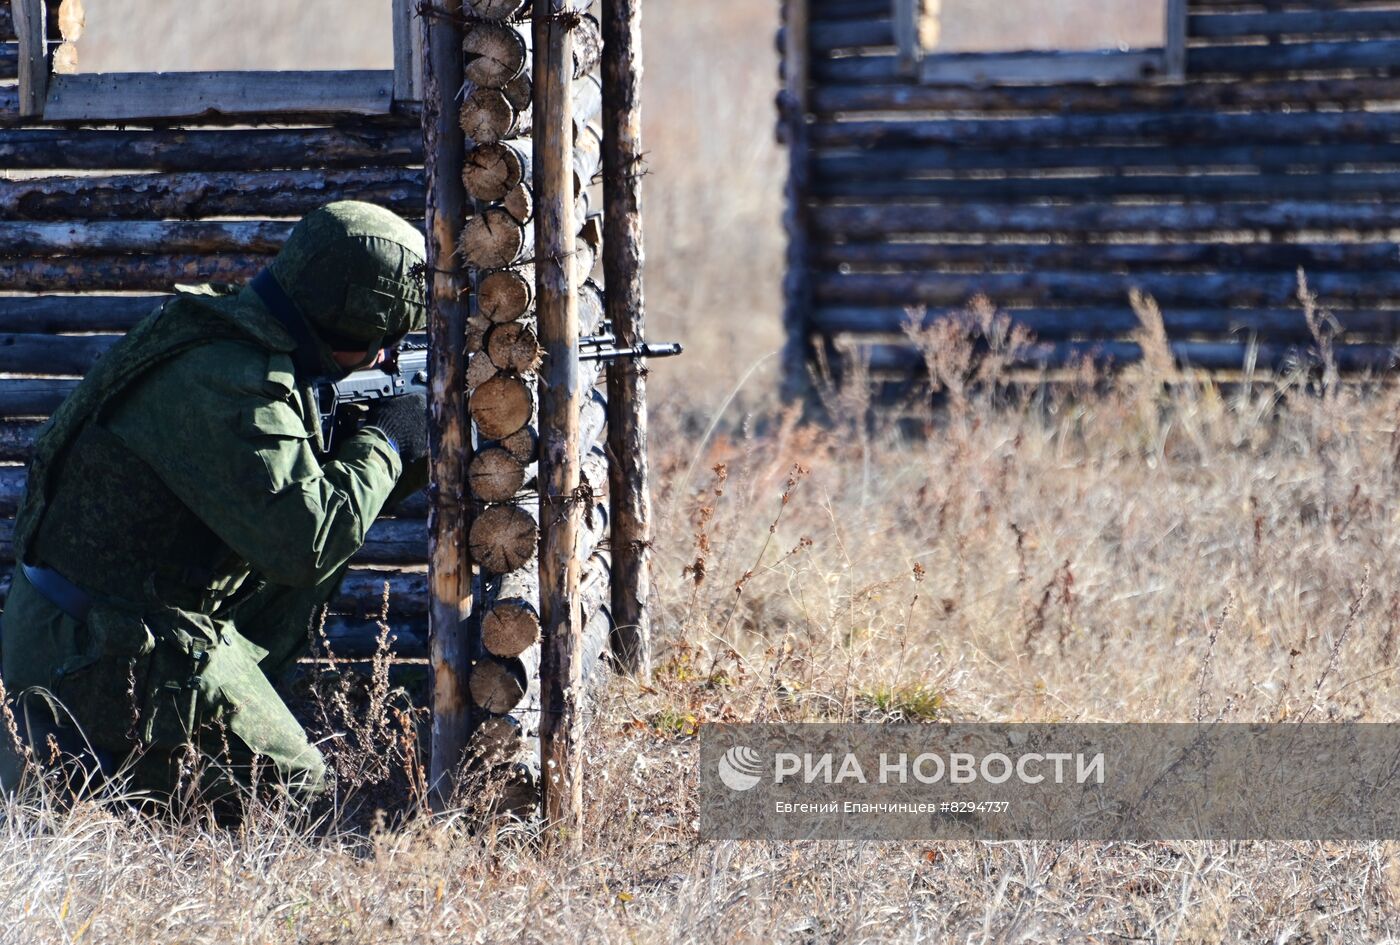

{"left": 138, "top": 608, "right": 219, "bottom": 751}
{"left": 51, "top": 603, "right": 156, "bottom": 753}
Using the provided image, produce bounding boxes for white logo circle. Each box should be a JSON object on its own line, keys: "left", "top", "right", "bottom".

{"left": 718, "top": 746, "right": 763, "bottom": 791}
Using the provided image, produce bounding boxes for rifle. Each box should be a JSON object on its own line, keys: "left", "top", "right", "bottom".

{"left": 317, "top": 329, "right": 681, "bottom": 450}
{"left": 316, "top": 342, "right": 428, "bottom": 452}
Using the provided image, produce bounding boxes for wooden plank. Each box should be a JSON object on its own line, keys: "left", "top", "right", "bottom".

{"left": 1190, "top": 39, "right": 1400, "bottom": 75}
{"left": 1165, "top": 0, "right": 1188, "bottom": 80}
{"left": 0, "top": 296, "right": 163, "bottom": 332}
{"left": 1191, "top": 10, "right": 1400, "bottom": 39}
{"left": 812, "top": 170, "right": 1400, "bottom": 202}
{"left": 423, "top": 0, "right": 476, "bottom": 802}
{"left": 0, "top": 7, "right": 14, "bottom": 42}
{"left": 42, "top": 70, "right": 395, "bottom": 121}
{"left": 811, "top": 201, "right": 1400, "bottom": 237}
{"left": 534, "top": 0, "right": 584, "bottom": 835}
{"left": 810, "top": 109, "right": 1400, "bottom": 150}
{"left": 811, "top": 76, "right": 1400, "bottom": 115}
{"left": 321, "top": 616, "right": 428, "bottom": 660}
{"left": 812, "top": 0, "right": 886, "bottom": 18}
{"left": 0, "top": 420, "right": 45, "bottom": 460}
{"left": 811, "top": 305, "right": 1400, "bottom": 343}
{"left": 815, "top": 141, "right": 1400, "bottom": 177}
{"left": 0, "top": 126, "right": 422, "bottom": 172}
{"left": 14, "top": 0, "right": 45, "bottom": 118}
{"left": 0, "top": 253, "right": 266, "bottom": 292}
{"left": 393, "top": 0, "right": 424, "bottom": 102}
{"left": 0, "top": 168, "right": 423, "bottom": 221}
{"left": 812, "top": 270, "right": 1400, "bottom": 308}
{"left": 782, "top": 0, "right": 814, "bottom": 398}
{"left": 0, "top": 379, "right": 81, "bottom": 416}
{"left": 918, "top": 49, "right": 1169, "bottom": 85}
{"left": 0, "top": 220, "right": 291, "bottom": 256}
{"left": 892, "top": 0, "right": 920, "bottom": 76}
{"left": 816, "top": 41, "right": 1400, "bottom": 83}
{"left": 0, "top": 332, "right": 115, "bottom": 375}
{"left": 602, "top": 0, "right": 651, "bottom": 676}
{"left": 810, "top": 17, "right": 894, "bottom": 52}
{"left": 0, "top": 42, "right": 17, "bottom": 80}
{"left": 814, "top": 240, "right": 1400, "bottom": 273}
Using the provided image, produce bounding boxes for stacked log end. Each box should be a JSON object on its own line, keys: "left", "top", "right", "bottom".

{"left": 457, "top": 0, "right": 615, "bottom": 818}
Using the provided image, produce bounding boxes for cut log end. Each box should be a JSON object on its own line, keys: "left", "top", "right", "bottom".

{"left": 466, "top": 351, "right": 499, "bottom": 391}
{"left": 478, "top": 265, "right": 535, "bottom": 323}
{"left": 486, "top": 321, "right": 543, "bottom": 373}
{"left": 458, "top": 207, "right": 531, "bottom": 270}
{"left": 463, "top": 0, "right": 528, "bottom": 21}
{"left": 468, "top": 446, "right": 528, "bottom": 503}
{"left": 460, "top": 88, "right": 519, "bottom": 144}
{"left": 469, "top": 656, "right": 528, "bottom": 714}
{"left": 468, "top": 503, "right": 539, "bottom": 574}
{"left": 468, "top": 372, "right": 535, "bottom": 440}
{"left": 482, "top": 600, "right": 542, "bottom": 657}
{"left": 502, "top": 182, "right": 534, "bottom": 225}
{"left": 462, "top": 142, "right": 526, "bottom": 203}
{"left": 462, "top": 21, "right": 528, "bottom": 89}
{"left": 500, "top": 424, "right": 538, "bottom": 463}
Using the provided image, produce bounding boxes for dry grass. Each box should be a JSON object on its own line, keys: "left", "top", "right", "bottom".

{"left": 15, "top": 2, "right": 1400, "bottom": 944}
{"left": 10, "top": 338, "right": 1400, "bottom": 942}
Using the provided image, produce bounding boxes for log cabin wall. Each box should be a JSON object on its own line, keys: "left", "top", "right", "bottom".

{"left": 0, "top": 0, "right": 429, "bottom": 656}
{"left": 456, "top": 0, "right": 616, "bottom": 790}
{"left": 787, "top": 0, "right": 1400, "bottom": 388}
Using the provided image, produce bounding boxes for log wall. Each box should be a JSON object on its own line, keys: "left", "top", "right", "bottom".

{"left": 1, "top": 0, "right": 642, "bottom": 810}
{"left": 0, "top": 1, "right": 438, "bottom": 656}
{"left": 788, "top": 0, "right": 1400, "bottom": 385}
{"left": 457, "top": 0, "right": 617, "bottom": 814}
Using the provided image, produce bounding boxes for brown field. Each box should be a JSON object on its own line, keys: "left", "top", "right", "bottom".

{"left": 7, "top": 2, "right": 1400, "bottom": 944}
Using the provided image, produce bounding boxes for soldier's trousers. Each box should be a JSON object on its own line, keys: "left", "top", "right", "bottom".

{"left": 0, "top": 567, "right": 344, "bottom": 804}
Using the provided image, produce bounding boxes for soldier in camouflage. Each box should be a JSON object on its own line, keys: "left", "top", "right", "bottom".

{"left": 0, "top": 201, "right": 431, "bottom": 805}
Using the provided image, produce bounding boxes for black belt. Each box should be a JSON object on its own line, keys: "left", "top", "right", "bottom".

{"left": 21, "top": 563, "right": 94, "bottom": 623}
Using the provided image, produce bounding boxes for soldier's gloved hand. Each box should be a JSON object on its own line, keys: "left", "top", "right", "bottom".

{"left": 364, "top": 393, "right": 429, "bottom": 467}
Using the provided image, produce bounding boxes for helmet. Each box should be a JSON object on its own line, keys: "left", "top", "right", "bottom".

{"left": 266, "top": 201, "right": 427, "bottom": 370}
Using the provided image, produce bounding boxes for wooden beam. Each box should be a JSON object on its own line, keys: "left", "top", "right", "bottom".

{"left": 534, "top": 0, "right": 584, "bottom": 836}
{"left": 424, "top": 0, "right": 477, "bottom": 805}
{"left": 0, "top": 126, "right": 421, "bottom": 173}
{"left": 781, "top": 0, "right": 813, "bottom": 400}
{"left": 42, "top": 71, "right": 394, "bottom": 122}
{"left": 1165, "top": 0, "right": 1188, "bottom": 80}
{"left": 601, "top": 0, "right": 651, "bottom": 677}
{"left": 0, "top": 253, "right": 266, "bottom": 292}
{"left": 14, "top": 0, "right": 47, "bottom": 118}
{"left": 918, "top": 50, "right": 1169, "bottom": 85}
{"left": 0, "top": 221, "right": 291, "bottom": 256}
{"left": 892, "top": 0, "right": 920, "bottom": 76}
{"left": 0, "top": 168, "right": 422, "bottom": 221}
{"left": 393, "top": 0, "right": 424, "bottom": 103}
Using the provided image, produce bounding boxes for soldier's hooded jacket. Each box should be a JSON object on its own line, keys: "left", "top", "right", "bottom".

{"left": 0, "top": 201, "right": 427, "bottom": 797}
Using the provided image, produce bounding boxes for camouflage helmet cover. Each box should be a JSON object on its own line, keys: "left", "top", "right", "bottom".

{"left": 267, "top": 201, "right": 427, "bottom": 355}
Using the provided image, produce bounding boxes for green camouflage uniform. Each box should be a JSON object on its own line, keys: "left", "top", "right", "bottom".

{"left": 0, "top": 201, "right": 427, "bottom": 803}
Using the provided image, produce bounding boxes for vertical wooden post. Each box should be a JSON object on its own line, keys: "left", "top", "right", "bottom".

{"left": 423, "top": 0, "right": 477, "bottom": 803}
{"left": 1164, "top": 0, "right": 1188, "bottom": 81}
{"left": 601, "top": 0, "right": 651, "bottom": 678}
{"left": 892, "top": 0, "right": 922, "bottom": 77}
{"left": 15, "top": 0, "right": 48, "bottom": 118}
{"left": 534, "top": 0, "right": 584, "bottom": 832}
{"left": 392, "top": 0, "right": 425, "bottom": 103}
{"left": 780, "top": 0, "right": 812, "bottom": 401}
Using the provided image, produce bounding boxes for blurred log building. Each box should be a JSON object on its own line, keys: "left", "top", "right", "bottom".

{"left": 780, "top": 0, "right": 1400, "bottom": 394}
